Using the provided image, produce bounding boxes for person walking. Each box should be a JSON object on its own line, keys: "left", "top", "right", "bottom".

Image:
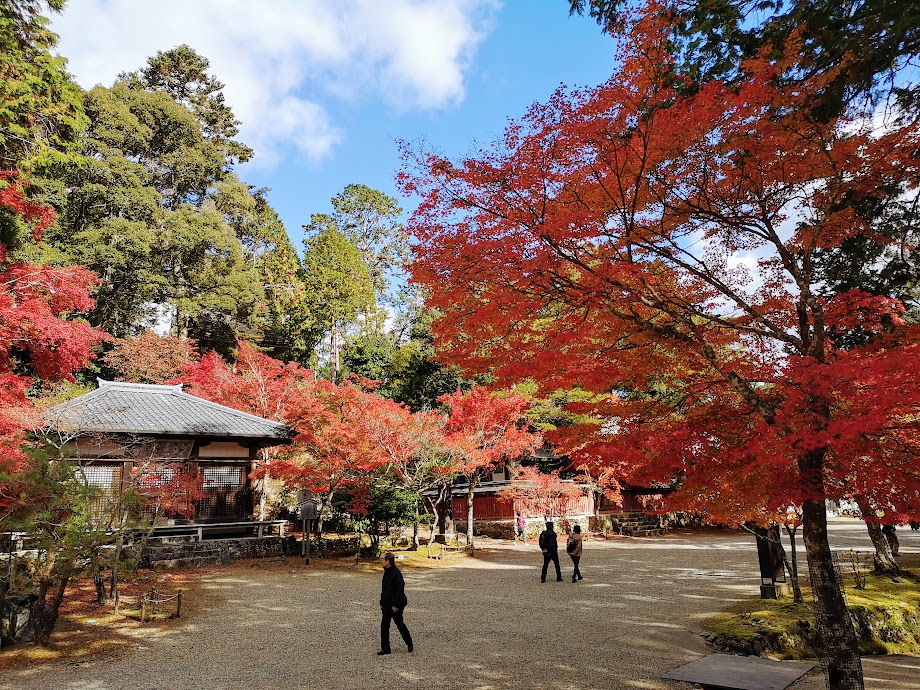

{"left": 515, "top": 511, "right": 527, "bottom": 545}
{"left": 378, "top": 552, "right": 413, "bottom": 655}
{"left": 539, "top": 521, "right": 562, "bottom": 582}
{"left": 566, "top": 524, "right": 584, "bottom": 582}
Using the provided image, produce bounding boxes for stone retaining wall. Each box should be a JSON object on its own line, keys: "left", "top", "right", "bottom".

{"left": 139, "top": 535, "right": 364, "bottom": 569}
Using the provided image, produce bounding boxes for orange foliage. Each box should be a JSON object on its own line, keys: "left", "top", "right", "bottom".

{"left": 401, "top": 7, "right": 920, "bottom": 527}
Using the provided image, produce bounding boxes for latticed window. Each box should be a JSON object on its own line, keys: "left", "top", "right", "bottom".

{"left": 202, "top": 466, "right": 244, "bottom": 489}
{"left": 197, "top": 464, "right": 250, "bottom": 519}
{"left": 78, "top": 463, "right": 122, "bottom": 520}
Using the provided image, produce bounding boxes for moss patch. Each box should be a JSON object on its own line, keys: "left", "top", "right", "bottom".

{"left": 703, "top": 555, "right": 920, "bottom": 659}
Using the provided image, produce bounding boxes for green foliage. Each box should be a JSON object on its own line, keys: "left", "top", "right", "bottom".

{"left": 335, "top": 482, "right": 418, "bottom": 552}
{"left": 387, "top": 308, "right": 467, "bottom": 411}
{"left": 0, "top": 0, "right": 87, "bottom": 170}
{"left": 212, "top": 177, "right": 306, "bottom": 355}
{"left": 305, "top": 184, "right": 408, "bottom": 307}
{"left": 4, "top": 442, "right": 145, "bottom": 646}
{"left": 342, "top": 333, "right": 397, "bottom": 388}
{"left": 300, "top": 225, "right": 375, "bottom": 324}
{"left": 160, "top": 204, "right": 264, "bottom": 346}
{"left": 293, "top": 226, "right": 375, "bottom": 372}
{"left": 121, "top": 44, "right": 253, "bottom": 166}
{"left": 27, "top": 46, "right": 289, "bottom": 349}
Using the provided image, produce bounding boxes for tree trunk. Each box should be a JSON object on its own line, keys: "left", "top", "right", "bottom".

{"left": 29, "top": 551, "right": 55, "bottom": 646}
{"left": 427, "top": 495, "right": 440, "bottom": 544}
{"left": 258, "top": 456, "right": 270, "bottom": 522}
{"left": 435, "top": 481, "right": 454, "bottom": 540}
{"left": 854, "top": 497, "right": 900, "bottom": 575}
{"left": 330, "top": 324, "right": 341, "bottom": 384}
{"left": 0, "top": 573, "right": 9, "bottom": 648}
{"left": 31, "top": 555, "right": 75, "bottom": 648}
{"left": 411, "top": 497, "right": 420, "bottom": 549}
{"left": 40, "top": 559, "right": 74, "bottom": 646}
{"left": 110, "top": 510, "right": 130, "bottom": 599}
{"left": 782, "top": 525, "right": 804, "bottom": 604}
{"left": 466, "top": 473, "right": 478, "bottom": 550}
{"left": 316, "top": 489, "right": 334, "bottom": 541}
{"left": 801, "top": 496, "right": 864, "bottom": 690}
{"left": 93, "top": 567, "right": 106, "bottom": 605}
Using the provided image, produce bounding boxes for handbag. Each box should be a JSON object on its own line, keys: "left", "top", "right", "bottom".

{"left": 566, "top": 536, "right": 577, "bottom": 554}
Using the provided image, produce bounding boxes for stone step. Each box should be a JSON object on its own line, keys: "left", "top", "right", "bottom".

{"left": 623, "top": 528, "right": 667, "bottom": 537}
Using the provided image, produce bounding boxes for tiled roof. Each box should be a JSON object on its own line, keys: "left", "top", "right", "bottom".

{"left": 46, "top": 380, "right": 292, "bottom": 441}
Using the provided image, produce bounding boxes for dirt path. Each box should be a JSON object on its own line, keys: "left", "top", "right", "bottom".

{"left": 2, "top": 519, "right": 917, "bottom": 690}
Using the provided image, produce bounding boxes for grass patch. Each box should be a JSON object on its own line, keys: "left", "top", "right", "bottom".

{"left": 703, "top": 554, "right": 920, "bottom": 658}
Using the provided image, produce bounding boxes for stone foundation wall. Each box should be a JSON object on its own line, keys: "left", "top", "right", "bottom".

{"left": 469, "top": 516, "right": 592, "bottom": 539}
{"left": 140, "top": 535, "right": 364, "bottom": 569}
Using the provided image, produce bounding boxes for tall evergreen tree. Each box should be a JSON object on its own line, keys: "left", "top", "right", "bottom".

{"left": 0, "top": 0, "right": 86, "bottom": 170}
{"left": 297, "top": 227, "right": 375, "bottom": 380}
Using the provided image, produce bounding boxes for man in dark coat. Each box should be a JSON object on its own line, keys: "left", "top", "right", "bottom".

{"left": 378, "top": 552, "right": 413, "bottom": 655}
{"left": 539, "top": 521, "right": 562, "bottom": 582}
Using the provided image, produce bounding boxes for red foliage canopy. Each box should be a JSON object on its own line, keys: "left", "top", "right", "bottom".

{"left": 401, "top": 10, "right": 920, "bottom": 526}
{"left": 0, "top": 172, "right": 104, "bottom": 514}
{"left": 439, "top": 387, "right": 541, "bottom": 477}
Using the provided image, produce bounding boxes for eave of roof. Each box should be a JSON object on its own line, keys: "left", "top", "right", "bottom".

{"left": 45, "top": 379, "right": 293, "bottom": 442}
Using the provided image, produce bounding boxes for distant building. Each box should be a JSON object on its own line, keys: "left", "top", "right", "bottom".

{"left": 45, "top": 380, "right": 292, "bottom": 523}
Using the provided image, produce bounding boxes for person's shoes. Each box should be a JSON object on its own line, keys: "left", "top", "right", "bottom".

{"left": 540, "top": 579, "right": 546, "bottom": 583}
{"left": 578, "top": 575, "right": 583, "bottom": 580}
{"left": 377, "top": 650, "right": 391, "bottom": 656}
{"left": 572, "top": 576, "right": 577, "bottom": 582}
{"left": 408, "top": 643, "right": 413, "bottom": 653}
{"left": 556, "top": 577, "right": 563, "bottom": 582}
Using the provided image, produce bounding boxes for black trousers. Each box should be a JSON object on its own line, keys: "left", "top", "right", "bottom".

{"left": 381, "top": 608, "right": 412, "bottom": 651}
{"left": 541, "top": 551, "right": 561, "bottom": 581}
{"left": 570, "top": 555, "right": 581, "bottom": 579}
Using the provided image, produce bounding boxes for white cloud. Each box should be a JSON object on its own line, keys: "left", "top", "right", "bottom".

{"left": 50, "top": 0, "right": 497, "bottom": 167}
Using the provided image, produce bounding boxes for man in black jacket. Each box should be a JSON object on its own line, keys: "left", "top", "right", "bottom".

{"left": 539, "top": 521, "right": 562, "bottom": 582}
{"left": 378, "top": 552, "right": 413, "bottom": 655}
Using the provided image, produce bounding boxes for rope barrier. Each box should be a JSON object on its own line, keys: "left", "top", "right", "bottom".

{"left": 115, "top": 589, "right": 183, "bottom": 621}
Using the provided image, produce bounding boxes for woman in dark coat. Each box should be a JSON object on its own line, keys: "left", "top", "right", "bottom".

{"left": 567, "top": 525, "right": 584, "bottom": 582}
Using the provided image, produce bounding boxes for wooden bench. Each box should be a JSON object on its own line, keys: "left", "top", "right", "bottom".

{"left": 426, "top": 535, "right": 468, "bottom": 560}
{"left": 150, "top": 520, "right": 287, "bottom": 541}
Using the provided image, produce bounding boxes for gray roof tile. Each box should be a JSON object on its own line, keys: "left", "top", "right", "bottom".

{"left": 46, "top": 380, "right": 292, "bottom": 441}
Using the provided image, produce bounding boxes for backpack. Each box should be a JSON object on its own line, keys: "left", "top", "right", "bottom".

{"left": 566, "top": 536, "right": 577, "bottom": 554}
{"left": 538, "top": 530, "right": 548, "bottom": 550}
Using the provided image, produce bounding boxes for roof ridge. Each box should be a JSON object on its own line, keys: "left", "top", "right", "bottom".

{"left": 98, "top": 378, "right": 183, "bottom": 392}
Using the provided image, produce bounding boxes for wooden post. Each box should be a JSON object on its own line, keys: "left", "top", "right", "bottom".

{"left": 176, "top": 591, "right": 182, "bottom": 618}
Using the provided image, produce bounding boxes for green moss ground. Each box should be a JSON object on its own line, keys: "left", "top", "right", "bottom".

{"left": 703, "top": 554, "right": 920, "bottom": 658}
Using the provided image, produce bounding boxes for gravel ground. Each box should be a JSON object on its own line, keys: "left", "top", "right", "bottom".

{"left": 2, "top": 518, "right": 918, "bottom": 690}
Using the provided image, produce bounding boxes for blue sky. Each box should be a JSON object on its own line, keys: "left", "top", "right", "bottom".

{"left": 51, "top": 1, "right": 617, "bottom": 253}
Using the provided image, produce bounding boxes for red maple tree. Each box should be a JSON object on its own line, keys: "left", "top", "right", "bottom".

{"left": 498, "top": 466, "right": 584, "bottom": 522}
{"left": 173, "top": 340, "right": 311, "bottom": 519}
{"left": 401, "top": 9, "right": 919, "bottom": 687}
{"left": 1, "top": 172, "right": 102, "bottom": 515}
{"left": 361, "top": 397, "right": 468, "bottom": 545}
{"left": 273, "top": 377, "right": 391, "bottom": 537}
{"left": 104, "top": 331, "right": 197, "bottom": 384}
{"left": 439, "top": 386, "right": 541, "bottom": 547}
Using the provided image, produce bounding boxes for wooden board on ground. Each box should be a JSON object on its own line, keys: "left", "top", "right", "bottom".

{"left": 661, "top": 654, "right": 815, "bottom": 690}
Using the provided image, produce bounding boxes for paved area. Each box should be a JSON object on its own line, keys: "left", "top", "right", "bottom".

{"left": 2, "top": 518, "right": 918, "bottom": 690}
